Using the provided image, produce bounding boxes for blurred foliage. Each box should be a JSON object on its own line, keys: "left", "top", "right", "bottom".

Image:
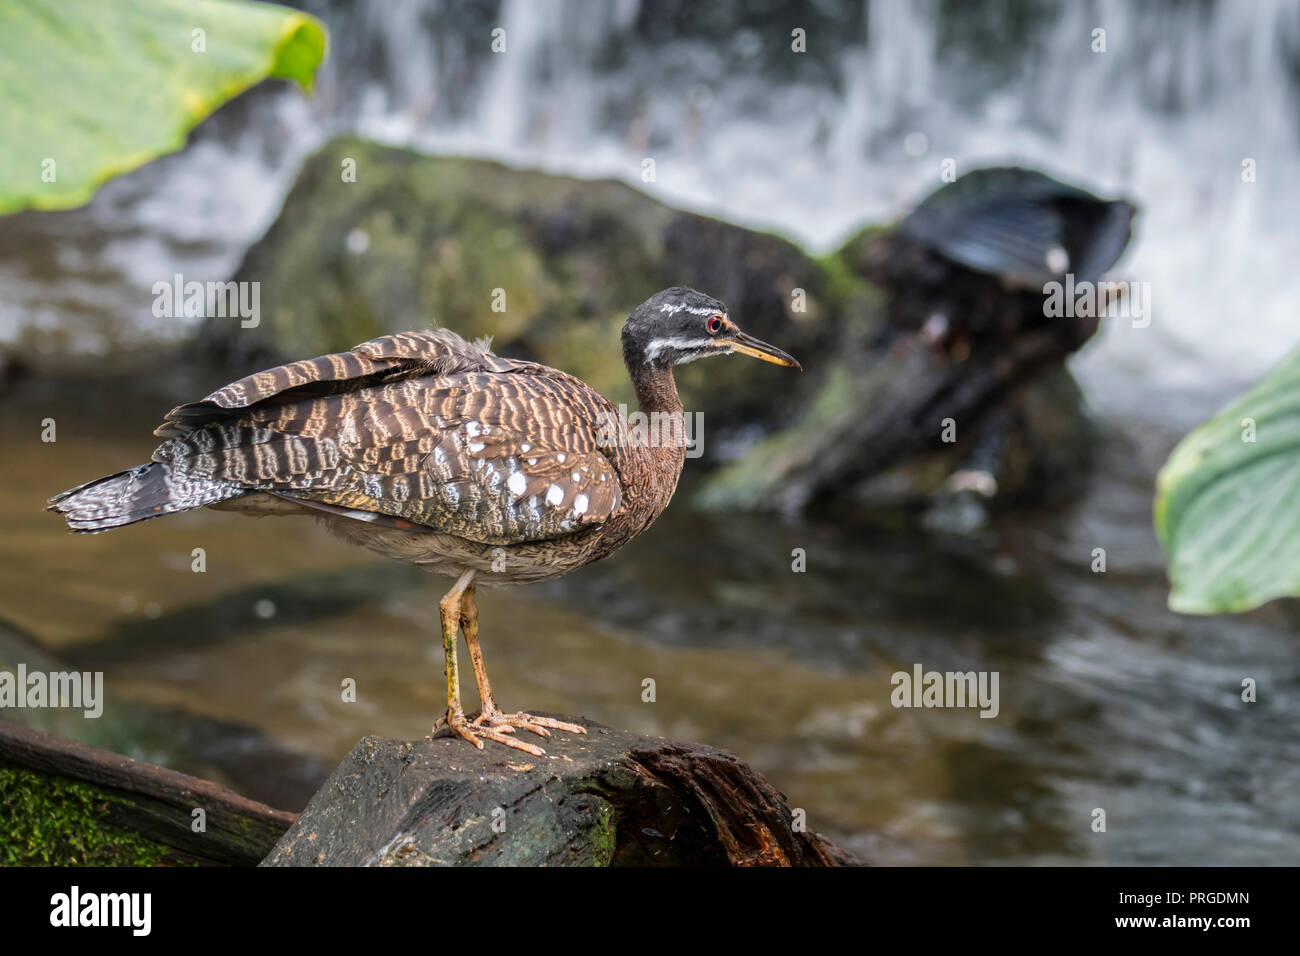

{"left": 0, "top": 0, "right": 325, "bottom": 214}
{"left": 1156, "top": 345, "right": 1300, "bottom": 614}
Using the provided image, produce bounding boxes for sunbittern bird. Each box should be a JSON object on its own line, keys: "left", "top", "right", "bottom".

{"left": 49, "top": 288, "right": 800, "bottom": 756}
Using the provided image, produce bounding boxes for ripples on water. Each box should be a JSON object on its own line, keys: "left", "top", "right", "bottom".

{"left": 2, "top": 374, "right": 1297, "bottom": 864}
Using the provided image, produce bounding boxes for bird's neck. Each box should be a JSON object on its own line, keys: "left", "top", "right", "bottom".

{"left": 629, "top": 363, "right": 683, "bottom": 418}
{"left": 624, "top": 362, "right": 687, "bottom": 525}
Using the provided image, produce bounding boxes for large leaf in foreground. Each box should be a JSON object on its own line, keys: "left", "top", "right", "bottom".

{"left": 1156, "top": 345, "right": 1300, "bottom": 614}
{"left": 0, "top": 0, "right": 326, "bottom": 214}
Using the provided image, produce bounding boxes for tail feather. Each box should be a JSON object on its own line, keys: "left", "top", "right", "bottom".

{"left": 47, "top": 462, "right": 244, "bottom": 533}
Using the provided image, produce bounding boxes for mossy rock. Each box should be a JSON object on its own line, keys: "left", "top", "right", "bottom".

{"left": 0, "top": 721, "right": 296, "bottom": 866}
{"left": 204, "top": 137, "right": 845, "bottom": 434}
{"left": 201, "top": 137, "right": 1092, "bottom": 517}
{"left": 697, "top": 221, "right": 1098, "bottom": 516}
{"left": 0, "top": 763, "right": 182, "bottom": 866}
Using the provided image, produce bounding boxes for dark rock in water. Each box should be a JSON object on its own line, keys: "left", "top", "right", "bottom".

{"left": 701, "top": 168, "right": 1122, "bottom": 517}
{"left": 206, "top": 138, "right": 1101, "bottom": 520}
{"left": 262, "top": 724, "right": 857, "bottom": 867}
{"left": 0, "top": 352, "right": 30, "bottom": 398}
{"left": 205, "top": 137, "right": 835, "bottom": 438}
{"left": 698, "top": 317, "right": 1100, "bottom": 517}
{"left": 853, "top": 165, "right": 1136, "bottom": 339}
{"left": 896, "top": 166, "right": 1135, "bottom": 286}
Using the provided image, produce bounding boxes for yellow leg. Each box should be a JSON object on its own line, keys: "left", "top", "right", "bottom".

{"left": 431, "top": 572, "right": 573, "bottom": 757}
{"left": 431, "top": 569, "right": 474, "bottom": 736}
{"left": 461, "top": 585, "right": 587, "bottom": 747}
{"left": 460, "top": 584, "right": 497, "bottom": 716}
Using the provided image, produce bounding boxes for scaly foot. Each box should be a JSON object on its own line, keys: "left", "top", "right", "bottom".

{"left": 432, "top": 706, "right": 548, "bottom": 757}
{"left": 473, "top": 709, "right": 587, "bottom": 743}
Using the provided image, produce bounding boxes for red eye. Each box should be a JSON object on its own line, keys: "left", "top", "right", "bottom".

{"left": 707, "top": 315, "right": 723, "bottom": 334}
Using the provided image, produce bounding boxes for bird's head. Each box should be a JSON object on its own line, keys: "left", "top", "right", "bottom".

{"left": 621, "top": 287, "right": 801, "bottom": 371}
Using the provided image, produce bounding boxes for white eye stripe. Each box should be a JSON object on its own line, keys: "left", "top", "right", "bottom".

{"left": 644, "top": 336, "right": 716, "bottom": 363}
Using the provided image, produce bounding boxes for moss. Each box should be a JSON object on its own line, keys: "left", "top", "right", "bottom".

{"left": 0, "top": 764, "right": 178, "bottom": 866}
{"left": 696, "top": 360, "right": 858, "bottom": 509}
{"left": 816, "top": 242, "right": 872, "bottom": 306}
{"left": 590, "top": 800, "right": 617, "bottom": 867}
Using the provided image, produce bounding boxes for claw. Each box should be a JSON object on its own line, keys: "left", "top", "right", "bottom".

{"left": 476, "top": 710, "right": 587, "bottom": 741}
{"left": 515, "top": 714, "right": 586, "bottom": 735}
{"left": 434, "top": 572, "right": 584, "bottom": 760}
{"left": 435, "top": 707, "right": 548, "bottom": 757}
{"left": 475, "top": 727, "right": 545, "bottom": 757}
{"left": 481, "top": 713, "right": 550, "bottom": 737}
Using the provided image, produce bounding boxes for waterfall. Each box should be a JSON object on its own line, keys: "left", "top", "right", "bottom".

{"left": 7, "top": 0, "right": 1299, "bottom": 425}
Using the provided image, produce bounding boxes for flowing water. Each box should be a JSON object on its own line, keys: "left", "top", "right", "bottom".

{"left": 3, "top": 368, "right": 1298, "bottom": 864}
{"left": 1, "top": 0, "right": 1298, "bottom": 864}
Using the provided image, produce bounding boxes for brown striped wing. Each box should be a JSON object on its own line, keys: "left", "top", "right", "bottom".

{"left": 154, "top": 329, "right": 515, "bottom": 438}
{"left": 151, "top": 361, "right": 629, "bottom": 546}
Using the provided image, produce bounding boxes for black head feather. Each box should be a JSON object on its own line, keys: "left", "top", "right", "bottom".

{"left": 621, "top": 287, "right": 730, "bottom": 369}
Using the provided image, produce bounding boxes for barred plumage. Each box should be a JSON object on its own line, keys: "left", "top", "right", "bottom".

{"left": 54, "top": 329, "right": 628, "bottom": 550}
{"left": 49, "top": 288, "right": 799, "bottom": 756}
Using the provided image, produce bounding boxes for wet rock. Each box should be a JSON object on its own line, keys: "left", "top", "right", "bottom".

{"left": 262, "top": 724, "right": 857, "bottom": 867}
{"left": 698, "top": 170, "right": 1117, "bottom": 517}
{"left": 205, "top": 137, "right": 836, "bottom": 437}
{"left": 206, "top": 137, "right": 1099, "bottom": 519}
{"left": 855, "top": 165, "right": 1136, "bottom": 340}
{"left": 699, "top": 323, "right": 1099, "bottom": 518}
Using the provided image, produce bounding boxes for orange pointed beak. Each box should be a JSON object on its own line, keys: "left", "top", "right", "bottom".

{"left": 724, "top": 330, "right": 802, "bottom": 370}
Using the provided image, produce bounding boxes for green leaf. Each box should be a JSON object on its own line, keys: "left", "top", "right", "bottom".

{"left": 1155, "top": 344, "right": 1300, "bottom": 614}
{"left": 0, "top": 0, "right": 326, "bottom": 215}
